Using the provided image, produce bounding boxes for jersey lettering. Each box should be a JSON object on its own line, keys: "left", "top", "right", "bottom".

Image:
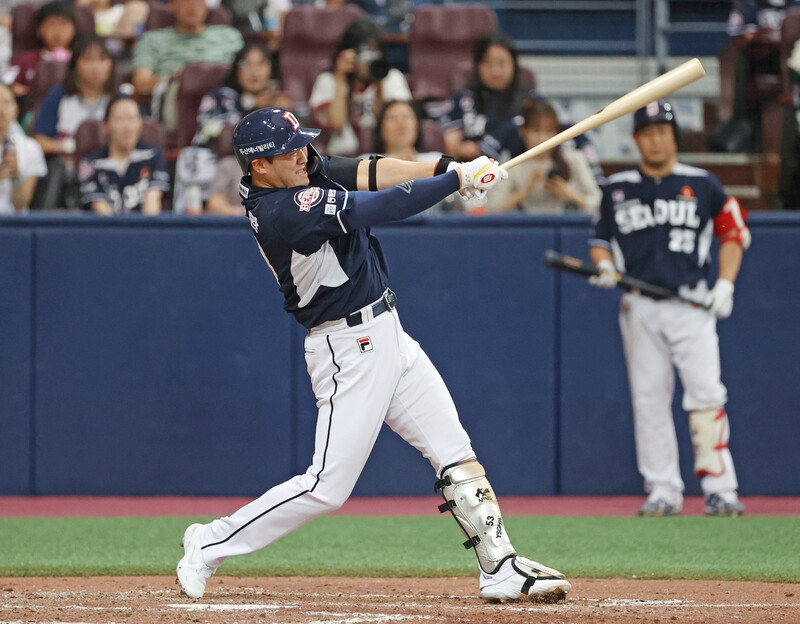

{"left": 615, "top": 199, "right": 700, "bottom": 235}
{"left": 668, "top": 228, "right": 696, "bottom": 254}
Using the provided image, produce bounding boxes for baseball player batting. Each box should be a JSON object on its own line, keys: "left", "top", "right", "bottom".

{"left": 176, "top": 107, "right": 571, "bottom": 603}
{"left": 588, "top": 100, "right": 750, "bottom": 517}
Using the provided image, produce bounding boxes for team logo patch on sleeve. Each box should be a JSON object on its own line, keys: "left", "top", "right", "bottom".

{"left": 294, "top": 188, "right": 324, "bottom": 212}
{"left": 357, "top": 337, "right": 373, "bottom": 353}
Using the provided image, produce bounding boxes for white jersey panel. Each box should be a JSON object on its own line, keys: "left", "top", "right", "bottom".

{"left": 607, "top": 170, "right": 642, "bottom": 184}
{"left": 291, "top": 242, "right": 349, "bottom": 308}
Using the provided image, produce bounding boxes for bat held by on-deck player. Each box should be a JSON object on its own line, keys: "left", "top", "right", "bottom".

{"left": 543, "top": 250, "right": 710, "bottom": 309}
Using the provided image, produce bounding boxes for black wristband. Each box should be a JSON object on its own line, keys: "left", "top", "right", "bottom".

{"left": 368, "top": 154, "right": 383, "bottom": 191}
{"left": 434, "top": 155, "right": 455, "bottom": 176}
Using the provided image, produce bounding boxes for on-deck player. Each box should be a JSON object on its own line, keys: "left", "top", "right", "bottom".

{"left": 176, "top": 107, "right": 572, "bottom": 602}
{"left": 589, "top": 100, "right": 750, "bottom": 517}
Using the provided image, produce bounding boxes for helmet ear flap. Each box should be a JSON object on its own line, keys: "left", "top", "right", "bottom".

{"left": 307, "top": 144, "right": 323, "bottom": 175}
{"left": 235, "top": 149, "right": 250, "bottom": 175}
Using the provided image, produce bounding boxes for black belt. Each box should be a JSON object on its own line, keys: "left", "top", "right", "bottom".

{"left": 346, "top": 289, "right": 397, "bottom": 327}
{"left": 628, "top": 287, "right": 670, "bottom": 301}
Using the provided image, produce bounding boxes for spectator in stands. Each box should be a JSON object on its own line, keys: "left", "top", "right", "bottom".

{"left": 711, "top": 0, "right": 798, "bottom": 152}
{"left": 368, "top": 99, "right": 460, "bottom": 214}
{"left": 8, "top": 1, "right": 75, "bottom": 102}
{"left": 78, "top": 95, "right": 169, "bottom": 215}
{"left": 441, "top": 33, "right": 528, "bottom": 162}
{"left": 131, "top": 0, "right": 243, "bottom": 128}
{"left": 31, "top": 35, "right": 115, "bottom": 210}
{"left": 193, "top": 42, "right": 291, "bottom": 148}
{"left": 76, "top": 0, "right": 150, "bottom": 40}
{"left": 309, "top": 18, "right": 411, "bottom": 156}
{"left": 481, "top": 93, "right": 605, "bottom": 183}
{"left": 174, "top": 42, "right": 292, "bottom": 214}
{"left": 0, "top": 83, "right": 47, "bottom": 213}
{"left": 372, "top": 100, "right": 438, "bottom": 162}
{"left": 0, "top": 5, "right": 18, "bottom": 78}
{"left": 204, "top": 153, "right": 243, "bottom": 215}
{"left": 345, "top": 0, "right": 414, "bottom": 34}
{"left": 222, "top": 0, "right": 291, "bottom": 51}
{"left": 32, "top": 35, "right": 115, "bottom": 210}
{"left": 485, "top": 98, "right": 600, "bottom": 215}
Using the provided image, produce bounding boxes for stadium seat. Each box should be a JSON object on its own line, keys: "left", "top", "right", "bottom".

{"left": 174, "top": 62, "right": 231, "bottom": 149}
{"left": 11, "top": 2, "right": 95, "bottom": 57}
{"left": 408, "top": 4, "right": 498, "bottom": 101}
{"left": 29, "top": 59, "right": 68, "bottom": 112}
{"left": 74, "top": 117, "right": 166, "bottom": 166}
{"left": 144, "top": 3, "right": 232, "bottom": 31}
{"left": 278, "top": 5, "right": 365, "bottom": 108}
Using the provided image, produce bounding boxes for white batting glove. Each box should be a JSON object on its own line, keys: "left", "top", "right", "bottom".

{"left": 588, "top": 259, "right": 619, "bottom": 289}
{"left": 707, "top": 278, "right": 734, "bottom": 319}
{"left": 449, "top": 157, "right": 508, "bottom": 199}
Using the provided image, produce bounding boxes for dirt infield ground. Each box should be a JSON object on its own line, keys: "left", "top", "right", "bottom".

{"left": 2, "top": 576, "right": 799, "bottom": 624}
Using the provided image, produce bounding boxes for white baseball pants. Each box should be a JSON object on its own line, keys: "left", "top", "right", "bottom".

{"left": 199, "top": 304, "right": 474, "bottom": 569}
{"left": 619, "top": 292, "right": 739, "bottom": 500}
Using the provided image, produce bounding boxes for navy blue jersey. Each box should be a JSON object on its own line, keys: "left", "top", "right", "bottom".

{"left": 79, "top": 142, "right": 170, "bottom": 214}
{"left": 590, "top": 163, "right": 730, "bottom": 291}
{"left": 241, "top": 159, "right": 389, "bottom": 329}
{"left": 441, "top": 88, "right": 526, "bottom": 142}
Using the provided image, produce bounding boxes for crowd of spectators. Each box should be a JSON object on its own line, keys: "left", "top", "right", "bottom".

{"left": 0, "top": 0, "right": 792, "bottom": 216}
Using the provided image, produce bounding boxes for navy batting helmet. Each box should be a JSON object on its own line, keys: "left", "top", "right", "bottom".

{"left": 232, "top": 108, "right": 321, "bottom": 174}
{"left": 633, "top": 100, "right": 677, "bottom": 135}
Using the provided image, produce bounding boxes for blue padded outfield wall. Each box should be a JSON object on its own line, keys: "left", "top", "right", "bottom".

{"left": 1, "top": 214, "right": 798, "bottom": 496}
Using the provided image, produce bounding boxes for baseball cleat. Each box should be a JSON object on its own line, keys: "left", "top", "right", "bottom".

{"left": 637, "top": 498, "right": 682, "bottom": 517}
{"left": 176, "top": 523, "right": 214, "bottom": 598}
{"left": 480, "top": 556, "right": 571, "bottom": 603}
{"left": 704, "top": 493, "right": 745, "bottom": 517}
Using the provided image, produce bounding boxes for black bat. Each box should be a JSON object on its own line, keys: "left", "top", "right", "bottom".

{"left": 544, "top": 250, "right": 707, "bottom": 308}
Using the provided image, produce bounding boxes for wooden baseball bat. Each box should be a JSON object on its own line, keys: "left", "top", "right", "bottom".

{"left": 501, "top": 58, "right": 705, "bottom": 171}
{"left": 544, "top": 250, "right": 708, "bottom": 308}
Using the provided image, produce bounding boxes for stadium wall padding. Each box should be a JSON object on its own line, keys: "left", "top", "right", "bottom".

{"left": 1, "top": 214, "right": 797, "bottom": 496}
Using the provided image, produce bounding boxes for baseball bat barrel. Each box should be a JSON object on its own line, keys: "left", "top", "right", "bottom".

{"left": 501, "top": 58, "right": 705, "bottom": 171}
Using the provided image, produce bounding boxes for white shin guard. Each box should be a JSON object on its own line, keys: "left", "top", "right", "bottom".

{"left": 689, "top": 408, "right": 729, "bottom": 478}
{"left": 435, "top": 459, "right": 515, "bottom": 574}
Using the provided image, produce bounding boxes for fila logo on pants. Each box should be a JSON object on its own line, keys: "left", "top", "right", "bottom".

{"left": 357, "top": 337, "right": 373, "bottom": 353}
